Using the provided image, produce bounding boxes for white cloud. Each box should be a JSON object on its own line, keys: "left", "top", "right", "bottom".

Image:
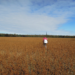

{"left": 0, "top": 12, "right": 68, "bottom": 34}
{"left": 0, "top": 0, "right": 75, "bottom": 35}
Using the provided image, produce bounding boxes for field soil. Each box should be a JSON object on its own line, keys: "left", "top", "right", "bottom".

{"left": 0, "top": 37, "right": 75, "bottom": 75}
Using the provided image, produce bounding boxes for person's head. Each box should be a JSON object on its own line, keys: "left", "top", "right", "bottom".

{"left": 44, "top": 37, "right": 46, "bottom": 38}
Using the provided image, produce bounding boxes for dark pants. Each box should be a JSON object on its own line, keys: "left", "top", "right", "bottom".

{"left": 43, "top": 42, "right": 46, "bottom": 46}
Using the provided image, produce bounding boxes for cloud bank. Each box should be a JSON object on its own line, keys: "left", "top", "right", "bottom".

{"left": 0, "top": 0, "right": 75, "bottom": 35}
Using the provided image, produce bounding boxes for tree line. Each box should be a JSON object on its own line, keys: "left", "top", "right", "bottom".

{"left": 0, "top": 33, "right": 75, "bottom": 38}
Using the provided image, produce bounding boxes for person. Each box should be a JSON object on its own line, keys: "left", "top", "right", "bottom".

{"left": 43, "top": 37, "right": 48, "bottom": 47}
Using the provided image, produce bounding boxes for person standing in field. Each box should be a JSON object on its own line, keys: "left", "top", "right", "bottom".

{"left": 43, "top": 37, "right": 48, "bottom": 48}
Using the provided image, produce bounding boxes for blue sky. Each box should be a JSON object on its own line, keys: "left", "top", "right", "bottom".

{"left": 0, "top": 0, "right": 75, "bottom": 35}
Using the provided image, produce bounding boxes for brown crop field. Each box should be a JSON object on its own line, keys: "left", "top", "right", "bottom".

{"left": 0, "top": 37, "right": 75, "bottom": 75}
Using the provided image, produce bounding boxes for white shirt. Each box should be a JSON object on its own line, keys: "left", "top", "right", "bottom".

{"left": 44, "top": 39, "right": 48, "bottom": 43}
